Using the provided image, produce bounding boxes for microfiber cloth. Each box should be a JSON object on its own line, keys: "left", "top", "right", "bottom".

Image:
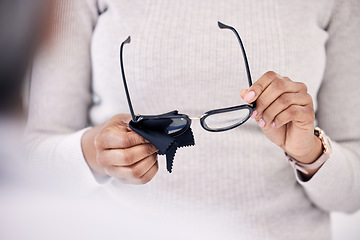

{"left": 129, "top": 111, "right": 195, "bottom": 173}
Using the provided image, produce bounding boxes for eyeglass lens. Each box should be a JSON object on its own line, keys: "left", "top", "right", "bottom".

{"left": 139, "top": 117, "right": 189, "bottom": 136}
{"left": 203, "top": 108, "right": 251, "bottom": 131}
{"left": 166, "top": 117, "right": 189, "bottom": 135}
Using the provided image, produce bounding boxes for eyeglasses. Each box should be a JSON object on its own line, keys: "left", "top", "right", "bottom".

{"left": 119, "top": 21, "right": 255, "bottom": 136}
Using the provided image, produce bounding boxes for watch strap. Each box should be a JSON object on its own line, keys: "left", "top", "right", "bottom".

{"left": 285, "top": 127, "right": 332, "bottom": 175}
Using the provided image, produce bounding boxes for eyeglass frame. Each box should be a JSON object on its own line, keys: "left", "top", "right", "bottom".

{"left": 119, "top": 21, "right": 256, "bottom": 135}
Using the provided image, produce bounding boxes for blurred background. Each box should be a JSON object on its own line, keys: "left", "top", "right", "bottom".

{"left": 0, "top": 0, "right": 359, "bottom": 239}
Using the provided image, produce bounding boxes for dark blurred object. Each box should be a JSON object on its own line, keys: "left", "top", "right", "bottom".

{"left": 0, "top": 0, "right": 50, "bottom": 183}
{"left": 0, "top": 0, "right": 48, "bottom": 113}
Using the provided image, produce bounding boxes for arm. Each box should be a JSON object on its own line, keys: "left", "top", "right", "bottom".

{"left": 26, "top": 0, "right": 159, "bottom": 191}
{"left": 26, "top": 0, "right": 100, "bottom": 193}
{"left": 297, "top": 0, "right": 360, "bottom": 213}
{"left": 240, "top": 0, "right": 360, "bottom": 213}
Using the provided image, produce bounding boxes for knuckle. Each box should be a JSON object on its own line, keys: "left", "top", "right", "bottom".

{"left": 95, "top": 128, "right": 113, "bottom": 148}
{"left": 274, "top": 115, "right": 283, "bottom": 125}
{"left": 265, "top": 71, "right": 277, "bottom": 80}
{"left": 146, "top": 144, "right": 156, "bottom": 155}
{"left": 301, "top": 82, "right": 308, "bottom": 92}
{"left": 118, "top": 121, "right": 129, "bottom": 130}
{"left": 261, "top": 111, "right": 270, "bottom": 122}
{"left": 118, "top": 134, "right": 131, "bottom": 148}
{"left": 255, "top": 82, "right": 265, "bottom": 94}
{"left": 283, "top": 76, "right": 291, "bottom": 82}
{"left": 255, "top": 115, "right": 262, "bottom": 122}
{"left": 304, "top": 93, "right": 313, "bottom": 103}
{"left": 255, "top": 96, "right": 265, "bottom": 110}
{"left": 153, "top": 153, "right": 159, "bottom": 162}
{"left": 288, "top": 106, "right": 299, "bottom": 117}
{"left": 130, "top": 167, "right": 143, "bottom": 178}
{"left": 139, "top": 175, "right": 151, "bottom": 184}
{"left": 252, "top": 79, "right": 266, "bottom": 96}
{"left": 297, "top": 82, "right": 308, "bottom": 92}
{"left": 94, "top": 134, "right": 105, "bottom": 149}
{"left": 273, "top": 78, "right": 287, "bottom": 90}
{"left": 305, "top": 106, "right": 315, "bottom": 119}
{"left": 279, "top": 94, "right": 292, "bottom": 105}
{"left": 118, "top": 150, "right": 131, "bottom": 165}
{"left": 140, "top": 163, "right": 158, "bottom": 184}
{"left": 138, "top": 178, "right": 149, "bottom": 185}
{"left": 101, "top": 127, "right": 113, "bottom": 137}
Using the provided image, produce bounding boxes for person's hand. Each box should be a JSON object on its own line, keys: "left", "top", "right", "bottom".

{"left": 240, "top": 71, "right": 322, "bottom": 166}
{"left": 82, "top": 114, "right": 159, "bottom": 184}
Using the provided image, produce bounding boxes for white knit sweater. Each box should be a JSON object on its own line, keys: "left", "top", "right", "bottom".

{"left": 27, "top": 0, "right": 360, "bottom": 239}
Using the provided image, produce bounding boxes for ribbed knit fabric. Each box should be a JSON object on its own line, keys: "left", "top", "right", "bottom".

{"left": 26, "top": 0, "right": 360, "bottom": 239}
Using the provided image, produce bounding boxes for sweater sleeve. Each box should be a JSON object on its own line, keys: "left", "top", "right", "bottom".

{"left": 26, "top": 0, "right": 102, "bottom": 193}
{"left": 296, "top": 0, "right": 360, "bottom": 213}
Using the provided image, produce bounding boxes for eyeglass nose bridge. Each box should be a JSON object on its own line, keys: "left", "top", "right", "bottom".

{"left": 189, "top": 117, "right": 201, "bottom": 120}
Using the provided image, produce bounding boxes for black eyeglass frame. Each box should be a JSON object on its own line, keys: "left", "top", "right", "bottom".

{"left": 119, "top": 21, "right": 255, "bottom": 135}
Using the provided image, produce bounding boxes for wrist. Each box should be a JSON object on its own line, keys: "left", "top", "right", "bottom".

{"left": 290, "top": 134, "right": 323, "bottom": 164}
{"left": 285, "top": 127, "right": 332, "bottom": 180}
{"left": 81, "top": 124, "right": 107, "bottom": 177}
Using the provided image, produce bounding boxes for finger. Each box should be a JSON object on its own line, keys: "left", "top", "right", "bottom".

{"left": 98, "top": 143, "right": 158, "bottom": 167}
{"left": 253, "top": 78, "right": 307, "bottom": 120}
{"left": 240, "top": 89, "right": 247, "bottom": 99}
{"left": 104, "top": 153, "right": 158, "bottom": 180}
{"left": 243, "top": 71, "right": 278, "bottom": 103}
{"left": 119, "top": 160, "right": 159, "bottom": 185}
{"left": 95, "top": 129, "right": 149, "bottom": 149}
{"left": 272, "top": 105, "right": 315, "bottom": 129}
{"left": 135, "top": 160, "right": 159, "bottom": 184}
{"left": 260, "top": 92, "right": 313, "bottom": 127}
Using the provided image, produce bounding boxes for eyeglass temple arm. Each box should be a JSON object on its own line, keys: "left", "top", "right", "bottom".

{"left": 218, "top": 21, "right": 253, "bottom": 88}
{"left": 120, "top": 36, "right": 137, "bottom": 122}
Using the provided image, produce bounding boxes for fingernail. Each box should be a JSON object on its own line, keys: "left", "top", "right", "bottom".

{"left": 251, "top": 110, "right": 257, "bottom": 118}
{"left": 258, "top": 119, "right": 265, "bottom": 128}
{"left": 271, "top": 121, "right": 276, "bottom": 128}
{"left": 244, "top": 91, "right": 255, "bottom": 103}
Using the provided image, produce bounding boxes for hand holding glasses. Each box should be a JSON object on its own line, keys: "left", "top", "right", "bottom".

{"left": 120, "top": 22, "right": 255, "bottom": 137}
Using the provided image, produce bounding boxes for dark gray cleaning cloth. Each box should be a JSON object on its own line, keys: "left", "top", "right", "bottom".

{"left": 129, "top": 112, "right": 195, "bottom": 173}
